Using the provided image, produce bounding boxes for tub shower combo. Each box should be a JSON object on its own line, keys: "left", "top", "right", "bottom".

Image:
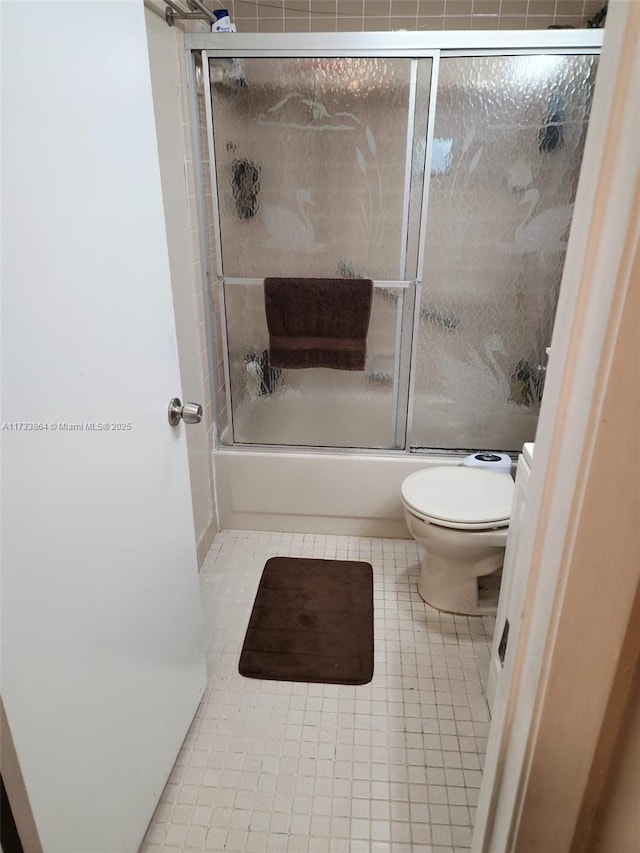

{"left": 185, "top": 30, "right": 601, "bottom": 538}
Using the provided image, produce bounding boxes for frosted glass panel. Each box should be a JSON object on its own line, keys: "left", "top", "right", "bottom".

{"left": 411, "top": 54, "right": 598, "bottom": 452}
{"left": 225, "top": 284, "right": 402, "bottom": 448}
{"left": 210, "top": 58, "right": 431, "bottom": 280}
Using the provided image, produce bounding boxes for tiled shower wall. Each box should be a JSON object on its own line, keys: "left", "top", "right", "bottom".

{"left": 221, "top": 0, "right": 605, "bottom": 32}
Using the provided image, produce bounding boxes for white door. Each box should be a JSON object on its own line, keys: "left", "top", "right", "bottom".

{"left": 1, "top": 3, "right": 206, "bottom": 852}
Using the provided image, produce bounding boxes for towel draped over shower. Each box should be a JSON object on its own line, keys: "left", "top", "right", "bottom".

{"left": 264, "top": 277, "right": 373, "bottom": 371}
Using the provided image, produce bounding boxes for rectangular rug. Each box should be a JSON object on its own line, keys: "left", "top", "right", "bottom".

{"left": 239, "top": 557, "right": 374, "bottom": 685}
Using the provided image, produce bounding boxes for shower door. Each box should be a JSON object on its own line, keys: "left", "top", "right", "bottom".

{"left": 207, "top": 55, "right": 433, "bottom": 448}
{"left": 201, "top": 43, "right": 599, "bottom": 453}
{"left": 410, "top": 53, "right": 599, "bottom": 452}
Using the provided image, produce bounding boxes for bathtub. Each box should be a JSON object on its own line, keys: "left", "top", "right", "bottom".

{"left": 214, "top": 448, "right": 460, "bottom": 538}
{"left": 215, "top": 382, "right": 535, "bottom": 537}
{"left": 213, "top": 420, "right": 534, "bottom": 540}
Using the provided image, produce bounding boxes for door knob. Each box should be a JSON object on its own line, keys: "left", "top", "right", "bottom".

{"left": 168, "top": 397, "right": 203, "bottom": 426}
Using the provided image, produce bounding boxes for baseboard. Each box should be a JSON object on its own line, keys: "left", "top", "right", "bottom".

{"left": 196, "top": 517, "right": 218, "bottom": 567}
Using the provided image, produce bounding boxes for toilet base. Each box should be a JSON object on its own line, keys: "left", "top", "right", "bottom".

{"left": 417, "top": 550, "right": 504, "bottom": 616}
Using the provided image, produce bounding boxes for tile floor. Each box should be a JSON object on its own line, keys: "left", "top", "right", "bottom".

{"left": 141, "top": 530, "right": 495, "bottom": 853}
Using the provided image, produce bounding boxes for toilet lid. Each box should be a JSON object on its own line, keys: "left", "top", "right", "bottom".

{"left": 401, "top": 466, "right": 514, "bottom": 528}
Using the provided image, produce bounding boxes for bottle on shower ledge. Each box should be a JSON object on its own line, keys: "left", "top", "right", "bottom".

{"left": 212, "top": 9, "right": 236, "bottom": 32}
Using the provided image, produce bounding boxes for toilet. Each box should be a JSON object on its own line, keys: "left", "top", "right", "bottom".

{"left": 401, "top": 454, "right": 514, "bottom": 616}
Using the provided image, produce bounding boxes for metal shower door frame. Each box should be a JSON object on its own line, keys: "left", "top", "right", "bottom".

{"left": 186, "top": 30, "right": 603, "bottom": 455}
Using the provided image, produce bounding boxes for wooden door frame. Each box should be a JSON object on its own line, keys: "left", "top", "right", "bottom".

{"left": 0, "top": 701, "right": 43, "bottom": 853}
{"left": 472, "top": 0, "right": 640, "bottom": 849}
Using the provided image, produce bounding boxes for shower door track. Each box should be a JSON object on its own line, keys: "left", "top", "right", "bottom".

{"left": 187, "top": 30, "right": 603, "bottom": 454}
{"left": 184, "top": 31, "right": 603, "bottom": 53}
{"left": 223, "top": 279, "right": 413, "bottom": 288}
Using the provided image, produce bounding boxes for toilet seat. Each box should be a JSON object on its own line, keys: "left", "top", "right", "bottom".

{"left": 401, "top": 466, "right": 514, "bottom": 531}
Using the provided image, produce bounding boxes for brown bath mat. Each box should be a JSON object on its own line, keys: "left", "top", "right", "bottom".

{"left": 239, "top": 557, "right": 374, "bottom": 685}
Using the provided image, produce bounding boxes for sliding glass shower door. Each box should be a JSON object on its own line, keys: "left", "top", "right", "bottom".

{"left": 208, "top": 56, "right": 432, "bottom": 448}
{"left": 204, "top": 45, "right": 598, "bottom": 452}
{"left": 410, "top": 54, "right": 598, "bottom": 452}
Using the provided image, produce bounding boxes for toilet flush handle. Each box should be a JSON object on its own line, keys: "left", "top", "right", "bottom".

{"left": 168, "top": 397, "right": 203, "bottom": 426}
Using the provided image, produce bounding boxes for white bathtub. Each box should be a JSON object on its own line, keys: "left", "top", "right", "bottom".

{"left": 214, "top": 448, "right": 443, "bottom": 538}
{"left": 214, "top": 448, "right": 519, "bottom": 539}
{"left": 216, "top": 384, "right": 534, "bottom": 538}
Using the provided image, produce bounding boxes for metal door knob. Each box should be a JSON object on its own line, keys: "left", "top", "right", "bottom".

{"left": 168, "top": 397, "right": 203, "bottom": 426}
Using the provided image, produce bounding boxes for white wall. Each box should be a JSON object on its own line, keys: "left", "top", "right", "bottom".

{"left": 145, "top": 6, "right": 218, "bottom": 562}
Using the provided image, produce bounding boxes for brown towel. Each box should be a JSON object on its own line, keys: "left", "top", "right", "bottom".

{"left": 264, "top": 278, "right": 373, "bottom": 371}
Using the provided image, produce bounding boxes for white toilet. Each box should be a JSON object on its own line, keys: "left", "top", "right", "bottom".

{"left": 401, "top": 454, "right": 514, "bottom": 616}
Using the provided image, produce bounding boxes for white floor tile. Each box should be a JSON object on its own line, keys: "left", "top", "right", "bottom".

{"left": 144, "top": 530, "right": 494, "bottom": 852}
